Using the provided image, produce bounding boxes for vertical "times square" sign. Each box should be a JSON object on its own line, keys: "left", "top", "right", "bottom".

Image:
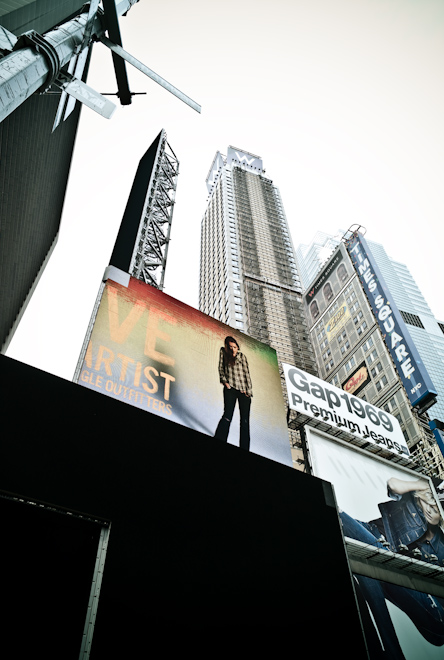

{"left": 346, "top": 233, "right": 437, "bottom": 413}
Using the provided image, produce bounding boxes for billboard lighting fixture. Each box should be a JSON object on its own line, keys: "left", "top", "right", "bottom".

{"left": 323, "top": 416, "right": 330, "bottom": 422}
{"left": 363, "top": 433, "right": 370, "bottom": 439}
{"left": 313, "top": 412, "right": 320, "bottom": 417}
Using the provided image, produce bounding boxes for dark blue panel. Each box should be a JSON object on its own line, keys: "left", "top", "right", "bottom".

{"left": 346, "top": 233, "right": 437, "bottom": 410}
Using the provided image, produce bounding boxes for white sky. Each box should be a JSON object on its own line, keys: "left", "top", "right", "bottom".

{"left": 7, "top": 0, "right": 444, "bottom": 381}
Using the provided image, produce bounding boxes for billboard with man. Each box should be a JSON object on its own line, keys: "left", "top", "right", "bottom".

{"left": 307, "top": 428, "right": 444, "bottom": 660}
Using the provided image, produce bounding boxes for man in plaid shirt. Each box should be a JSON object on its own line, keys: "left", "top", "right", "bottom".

{"left": 214, "top": 336, "right": 252, "bottom": 451}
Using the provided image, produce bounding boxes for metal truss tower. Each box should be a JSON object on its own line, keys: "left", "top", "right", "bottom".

{"left": 130, "top": 132, "right": 178, "bottom": 289}
{"left": 109, "top": 129, "right": 178, "bottom": 290}
{"left": 73, "top": 129, "right": 178, "bottom": 384}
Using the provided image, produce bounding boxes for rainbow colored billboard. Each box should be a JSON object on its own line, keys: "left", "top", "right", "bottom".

{"left": 75, "top": 267, "right": 292, "bottom": 466}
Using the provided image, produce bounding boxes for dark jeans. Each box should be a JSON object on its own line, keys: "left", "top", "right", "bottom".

{"left": 340, "top": 511, "right": 444, "bottom": 656}
{"left": 214, "top": 387, "right": 251, "bottom": 451}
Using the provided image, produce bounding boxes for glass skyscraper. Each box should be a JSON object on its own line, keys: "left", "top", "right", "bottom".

{"left": 367, "top": 241, "right": 444, "bottom": 425}
{"left": 296, "top": 230, "right": 343, "bottom": 291}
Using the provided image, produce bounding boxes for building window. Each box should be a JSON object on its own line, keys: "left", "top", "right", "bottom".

{"left": 400, "top": 311, "right": 425, "bottom": 329}
{"left": 325, "top": 359, "right": 334, "bottom": 372}
{"left": 370, "top": 361, "right": 383, "bottom": 378}
{"left": 346, "top": 292, "right": 356, "bottom": 304}
{"left": 345, "top": 357, "right": 356, "bottom": 373}
{"left": 340, "top": 340, "right": 350, "bottom": 355}
{"left": 357, "top": 322, "right": 367, "bottom": 336}
{"left": 367, "top": 349, "right": 378, "bottom": 364}
{"left": 375, "top": 375, "right": 388, "bottom": 392}
{"left": 338, "top": 330, "right": 347, "bottom": 344}
{"left": 362, "top": 336, "right": 374, "bottom": 352}
{"left": 353, "top": 311, "right": 364, "bottom": 324}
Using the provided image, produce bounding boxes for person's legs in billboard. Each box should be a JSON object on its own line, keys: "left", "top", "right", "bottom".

{"left": 238, "top": 392, "right": 251, "bottom": 451}
{"left": 382, "top": 583, "right": 444, "bottom": 647}
{"left": 354, "top": 575, "right": 406, "bottom": 660}
{"left": 340, "top": 512, "right": 444, "bottom": 652}
{"left": 214, "top": 386, "right": 237, "bottom": 442}
{"left": 339, "top": 511, "right": 386, "bottom": 548}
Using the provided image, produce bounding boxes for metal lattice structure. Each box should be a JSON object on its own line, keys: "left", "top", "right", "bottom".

{"left": 130, "top": 131, "right": 179, "bottom": 290}
{"left": 0, "top": 1, "right": 200, "bottom": 128}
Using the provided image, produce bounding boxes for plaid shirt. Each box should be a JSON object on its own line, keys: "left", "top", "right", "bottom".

{"left": 218, "top": 347, "right": 253, "bottom": 397}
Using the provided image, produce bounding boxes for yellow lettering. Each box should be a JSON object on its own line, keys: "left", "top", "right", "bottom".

{"left": 160, "top": 372, "right": 176, "bottom": 401}
{"left": 85, "top": 341, "right": 93, "bottom": 368}
{"left": 142, "top": 366, "right": 159, "bottom": 394}
{"left": 145, "top": 307, "right": 176, "bottom": 366}
{"left": 107, "top": 285, "right": 145, "bottom": 343}
{"left": 95, "top": 345, "right": 114, "bottom": 376}
{"left": 81, "top": 369, "right": 90, "bottom": 382}
{"left": 134, "top": 361, "right": 142, "bottom": 387}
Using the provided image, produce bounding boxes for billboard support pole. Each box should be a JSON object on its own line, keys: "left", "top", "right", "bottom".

{"left": 430, "top": 420, "right": 444, "bottom": 461}
{"left": 299, "top": 424, "right": 312, "bottom": 475}
{"left": 0, "top": 0, "right": 201, "bottom": 127}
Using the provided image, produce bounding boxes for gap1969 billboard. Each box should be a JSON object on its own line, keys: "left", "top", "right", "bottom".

{"left": 283, "top": 362, "right": 409, "bottom": 456}
{"left": 75, "top": 267, "right": 292, "bottom": 467}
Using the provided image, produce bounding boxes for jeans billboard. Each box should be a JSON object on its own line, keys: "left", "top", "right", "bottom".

{"left": 306, "top": 427, "right": 444, "bottom": 660}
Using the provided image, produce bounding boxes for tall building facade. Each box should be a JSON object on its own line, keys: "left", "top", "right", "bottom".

{"left": 298, "top": 230, "right": 444, "bottom": 425}
{"left": 199, "top": 147, "right": 317, "bottom": 378}
{"left": 302, "top": 239, "right": 443, "bottom": 478}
